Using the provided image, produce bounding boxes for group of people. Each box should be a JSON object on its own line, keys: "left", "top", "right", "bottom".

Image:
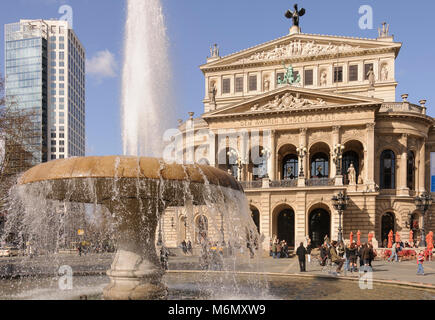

{"left": 180, "top": 239, "right": 193, "bottom": 255}
{"left": 270, "top": 238, "right": 291, "bottom": 259}
{"left": 296, "top": 235, "right": 377, "bottom": 275}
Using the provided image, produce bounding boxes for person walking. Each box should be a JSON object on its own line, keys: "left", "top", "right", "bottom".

{"left": 272, "top": 240, "right": 278, "bottom": 259}
{"left": 160, "top": 245, "right": 169, "bottom": 270}
{"left": 296, "top": 242, "right": 307, "bottom": 272}
{"left": 388, "top": 242, "right": 398, "bottom": 262}
{"left": 186, "top": 240, "right": 192, "bottom": 255}
{"left": 330, "top": 241, "right": 345, "bottom": 275}
{"left": 347, "top": 242, "right": 358, "bottom": 272}
{"left": 361, "top": 243, "right": 372, "bottom": 272}
{"left": 306, "top": 239, "right": 313, "bottom": 264}
{"left": 417, "top": 250, "right": 425, "bottom": 275}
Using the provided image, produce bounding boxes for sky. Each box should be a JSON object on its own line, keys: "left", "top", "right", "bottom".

{"left": 1, "top": 0, "right": 434, "bottom": 156}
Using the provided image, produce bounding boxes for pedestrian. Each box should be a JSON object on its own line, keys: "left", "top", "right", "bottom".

{"left": 78, "top": 243, "right": 82, "bottom": 256}
{"left": 329, "top": 241, "right": 345, "bottom": 275}
{"left": 181, "top": 240, "right": 187, "bottom": 255}
{"left": 361, "top": 243, "right": 372, "bottom": 271}
{"left": 272, "top": 240, "right": 278, "bottom": 259}
{"left": 296, "top": 242, "right": 307, "bottom": 272}
{"left": 417, "top": 250, "right": 425, "bottom": 275}
{"left": 368, "top": 243, "right": 376, "bottom": 268}
{"left": 160, "top": 245, "right": 169, "bottom": 270}
{"left": 186, "top": 240, "right": 192, "bottom": 255}
{"left": 388, "top": 242, "right": 398, "bottom": 262}
{"left": 347, "top": 242, "right": 358, "bottom": 272}
{"left": 306, "top": 239, "right": 313, "bottom": 264}
{"left": 269, "top": 238, "right": 273, "bottom": 257}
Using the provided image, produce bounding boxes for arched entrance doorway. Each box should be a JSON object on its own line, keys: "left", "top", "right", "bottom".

{"left": 277, "top": 209, "right": 295, "bottom": 248}
{"left": 381, "top": 212, "right": 395, "bottom": 247}
{"left": 250, "top": 207, "right": 260, "bottom": 233}
{"left": 309, "top": 208, "right": 330, "bottom": 247}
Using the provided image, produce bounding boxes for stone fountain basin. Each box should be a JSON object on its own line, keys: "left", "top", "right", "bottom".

{"left": 18, "top": 156, "right": 243, "bottom": 205}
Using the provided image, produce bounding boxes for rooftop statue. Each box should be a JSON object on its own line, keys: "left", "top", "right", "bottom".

{"left": 285, "top": 4, "right": 306, "bottom": 27}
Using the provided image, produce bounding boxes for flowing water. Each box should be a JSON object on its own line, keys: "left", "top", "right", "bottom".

{"left": 121, "top": 0, "right": 174, "bottom": 157}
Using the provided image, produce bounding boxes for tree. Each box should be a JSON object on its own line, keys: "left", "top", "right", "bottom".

{"left": 0, "top": 74, "right": 36, "bottom": 230}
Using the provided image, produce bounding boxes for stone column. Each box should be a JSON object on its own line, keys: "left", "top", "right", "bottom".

{"left": 419, "top": 139, "right": 426, "bottom": 193}
{"left": 298, "top": 128, "right": 307, "bottom": 186}
{"left": 366, "top": 123, "right": 376, "bottom": 190}
{"left": 269, "top": 130, "right": 276, "bottom": 180}
{"left": 295, "top": 191, "right": 307, "bottom": 252}
{"left": 398, "top": 134, "right": 409, "bottom": 196}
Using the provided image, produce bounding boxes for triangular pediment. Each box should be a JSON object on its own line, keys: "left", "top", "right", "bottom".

{"left": 201, "top": 33, "right": 401, "bottom": 70}
{"left": 203, "top": 86, "right": 382, "bottom": 119}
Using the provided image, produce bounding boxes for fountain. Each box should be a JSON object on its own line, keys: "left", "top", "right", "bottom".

{"left": 15, "top": 156, "right": 245, "bottom": 300}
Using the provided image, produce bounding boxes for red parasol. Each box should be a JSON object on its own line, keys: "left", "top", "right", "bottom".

{"left": 426, "top": 231, "right": 434, "bottom": 250}
{"left": 387, "top": 230, "right": 393, "bottom": 248}
{"left": 350, "top": 231, "right": 353, "bottom": 243}
{"left": 409, "top": 230, "right": 413, "bottom": 244}
{"left": 395, "top": 231, "right": 400, "bottom": 243}
{"left": 368, "top": 232, "right": 373, "bottom": 243}
{"left": 357, "top": 230, "right": 361, "bottom": 246}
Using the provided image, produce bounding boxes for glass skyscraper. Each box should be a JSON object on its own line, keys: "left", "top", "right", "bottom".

{"left": 4, "top": 19, "right": 85, "bottom": 164}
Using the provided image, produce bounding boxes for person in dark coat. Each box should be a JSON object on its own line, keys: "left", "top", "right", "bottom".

{"left": 296, "top": 242, "right": 307, "bottom": 272}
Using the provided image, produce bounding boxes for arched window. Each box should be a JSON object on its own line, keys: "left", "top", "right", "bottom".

{"left": 311, "top": 152, "right": 329, "bottom": 178}
{"left": 381, "top": 212, "right": 395, "bottom": 247}
{"left": 407, "top": 151, "right": 415, "bottom": 190}
{"left": 282, "top": 154, "right": 298, "bottom": 180}
{"left": 380, "top": 150, "right": 395, "bottom": 189}
{"left": 251, "top": 208, "right": 260, "bottom": 233}
{"left": 342, "top": 151, "right": 359, "bottom": 185}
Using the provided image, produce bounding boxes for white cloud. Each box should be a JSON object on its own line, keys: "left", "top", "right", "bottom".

{"left": 86, "top": 50, "right": 118, "bottom": 80}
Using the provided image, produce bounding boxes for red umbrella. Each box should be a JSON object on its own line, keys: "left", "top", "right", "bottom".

{"left": 368, "top": 232, "right": 373, "bottom": 243}
{"left": 426, "top": 231, "right": 434, "bottom": 250}
{"left": 395, "top": 231, "right": 400, "bottom": 243}
{"left": 349, "top": 231, "right": 354, "bottom": 243}
{"left": 387, "top": 230, "right": 393, "bottom": 248}
{"left": 357, "top": 230, "right": 361, "bottom": 246}
{"left": 409, "top": 230, "right": 413, "bottom": 244}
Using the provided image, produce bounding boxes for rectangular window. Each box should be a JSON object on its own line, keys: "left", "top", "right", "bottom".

{"left": 249, "top": 75, "right": 257, "bottom": 91}
{"left": 51, "top": 147, "right": 56, "bottom": 152}
{"left": 349, "top": 65, "right": 358, "bottom": 82}
{"left": 334, "top": 66, "right": 343, "bottom": 83}
{"left": 222, "top": 78, "right": 231, "bottom": 94}
{"left": 51, "top": 155, "right": 57, "bottom": 160}
{"left": 364, "top": 63, "right": 374, "bottom": 80}
{"left": 59, "top": 148, "right": 64, "bottom": 152}
{"left": 304, "top": 69, "right": 313, "bottom": 86}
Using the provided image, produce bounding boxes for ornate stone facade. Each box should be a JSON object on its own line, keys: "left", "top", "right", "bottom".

{"left": 162, "top": 23, "right": 435, "bottom": 251}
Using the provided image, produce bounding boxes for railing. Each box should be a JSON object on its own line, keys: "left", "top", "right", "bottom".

{"left": 239, "top": 180, "right": 263, "bottom": 189}
{"left": 379, "top": 102, "right": 423, "bottom": 115}
{"left": 270, "top": 179, "right": 297, "bottom": 188}
{"left": 306, "top": 177, "right": 335, "bottom": 187}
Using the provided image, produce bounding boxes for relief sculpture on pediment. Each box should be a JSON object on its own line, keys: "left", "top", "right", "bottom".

{"left": 250, "top": 93, "right": 326, "bottom": 112}
{"left": 240, "top": 40, "right": 360, "bottom": 63}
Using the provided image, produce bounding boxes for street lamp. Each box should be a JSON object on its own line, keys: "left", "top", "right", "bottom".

{"left": 414, "top": 192, "right": 433, "bottom": 247}
{"left": 332, "top": 143, "right": 345, "bottom": 176}
{"left": 296, "top": 146, "right": 307, "bottom": 177}
{"left": 331, "top": 191, "right": 350, "bottom": 243}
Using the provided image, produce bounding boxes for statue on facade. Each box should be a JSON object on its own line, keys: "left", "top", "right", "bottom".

{"left": 367, "top": 66, "right": 375, "bottom": 87}
{"left": 320, "top": 71, "right": 327, "bottom": 86}
{"left": 347, "top": 162, "right": 356, "bottom": 185}
{"left": 278, "top": 63, "right": 301, "bottom": 85}
{"left": 381, "top": 65, "right": 389, "bottom": 81}
{"left": 209, "top": 82, "right": 217, "bottom": 105}
{"left": 263, "top": 77, "right": 270, "bottom": 91}
{"left": 285, "top": 4, "right": 306, "bottom": 27}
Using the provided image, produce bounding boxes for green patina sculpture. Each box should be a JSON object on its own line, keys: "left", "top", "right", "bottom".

{"left": 278, "top": 63, "right": 301, "bottom": 85}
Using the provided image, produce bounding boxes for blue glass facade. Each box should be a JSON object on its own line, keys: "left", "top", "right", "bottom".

{"left": 5, "top": 23, "right": 48, "bottom": 163}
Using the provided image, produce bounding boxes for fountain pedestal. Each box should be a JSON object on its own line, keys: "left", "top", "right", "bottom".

{"left": 102, "top": 197, "right": 167, "bottom": 300}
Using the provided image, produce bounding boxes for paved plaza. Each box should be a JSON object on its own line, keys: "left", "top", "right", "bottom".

{"left": 1, "top": 251, "right": 433, "bottom": 291}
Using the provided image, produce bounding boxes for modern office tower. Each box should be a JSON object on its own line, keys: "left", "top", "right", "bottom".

{"left": 4, "top": 19, "right": 85, "bottom": 164}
